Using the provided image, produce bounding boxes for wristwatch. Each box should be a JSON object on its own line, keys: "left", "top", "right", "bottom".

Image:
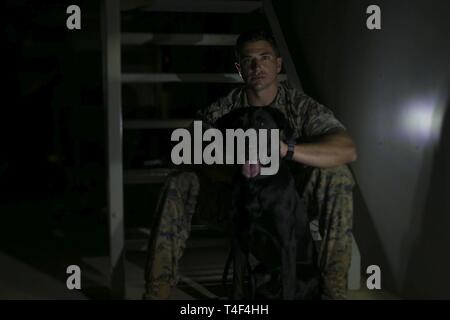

{"left": 284, "top": 139, "right": 295, "bottom": 160}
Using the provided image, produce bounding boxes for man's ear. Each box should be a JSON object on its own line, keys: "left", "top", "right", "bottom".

{"left": 267, "top": 108, "right": 287, "bottom": 129}
{"left": 235, "top": 62, "right": 242, "bottom": 78}
{"left": 276, "top": 56, "right": 282, "bottom": 74}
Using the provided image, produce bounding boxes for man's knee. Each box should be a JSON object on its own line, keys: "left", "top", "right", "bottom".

{"left": 166, "top": 170, "right": 200, "bottom": 193}
{"left": 302, "top": 165, "right": 355, "bottom": 209}
{"left": 164, "top": 170, "right": 200, "bottom": 207}
{"left": 314, "top": 165, "right": 355, "bottom": 192}
{"left": 150, "top": 170, "right": 201, "bottom": 234}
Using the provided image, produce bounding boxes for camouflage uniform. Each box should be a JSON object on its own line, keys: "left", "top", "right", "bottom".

{"left": 143, "top": 81, "right": 355, "bottom": 300}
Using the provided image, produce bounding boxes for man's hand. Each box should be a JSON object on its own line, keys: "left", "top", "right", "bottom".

{"left": 280, "top": 140, "right": 288, "bottom": 158}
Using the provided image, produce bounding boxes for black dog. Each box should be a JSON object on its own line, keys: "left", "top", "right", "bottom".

{"left": 216, "top": 107, "right": 320, "bottom": 300}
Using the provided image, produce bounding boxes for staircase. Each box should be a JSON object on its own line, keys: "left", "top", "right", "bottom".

{"left": 102, "top": 0, "right": 359, "bottom": 299}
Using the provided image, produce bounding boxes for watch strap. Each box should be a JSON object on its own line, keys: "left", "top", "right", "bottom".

{"left": 285, "top": 139, "right": 295, "bottom": 160}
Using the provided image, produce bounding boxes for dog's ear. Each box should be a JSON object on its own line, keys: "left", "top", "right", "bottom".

{"left": 266, "top": 107, "right": 295, "bottom": 141}
{"left": 214, "top": 112, "right": 234, "bottom": 132}
{"left": 214, "top": 108, "right": 247, "bottom": 131}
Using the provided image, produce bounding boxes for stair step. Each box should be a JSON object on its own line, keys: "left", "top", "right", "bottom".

{"left": 126, "top": 237, "right": 229, "bottom": 252}
{"left": 122, "top": 33, "right": 238, "bottom": 46}
{"left": 122, "top": 0, "right": 262, "bottom": 13}
{"left": 122, "top": 73, "right": 287, "bottom": 83}
{"left": 123, "top": 119, "right": 193, "bottom": 129}
{"left": 122, "top": 73, "right": 243, "bottom": 83}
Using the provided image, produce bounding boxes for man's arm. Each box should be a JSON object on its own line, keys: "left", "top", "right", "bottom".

{"left": 280, "top": 129, "right": 357, "bottom": 168}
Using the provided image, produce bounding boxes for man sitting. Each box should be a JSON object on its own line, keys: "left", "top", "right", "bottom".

{"left": 143, "top": 30, "right": 357, "bottom": 300}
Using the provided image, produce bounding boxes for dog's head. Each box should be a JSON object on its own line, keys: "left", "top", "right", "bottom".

{"left": 215, "top": 107, "right": 294, "bottom": 179}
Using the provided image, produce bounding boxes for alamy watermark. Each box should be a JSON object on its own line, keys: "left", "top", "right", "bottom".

{"left": 366, "top": 5, "right": 381, "bottom": 30}
{"left": 171, "top": 121, "right": 280, "bottom": 176}
{"left": 366, "top": 264, "right": 381, "bottom": 290}
{"left": 66, "top": 5, "right": 81, "bottom": 30}
{"left": 66, "top": 265, "right": 81, "bottom": 290}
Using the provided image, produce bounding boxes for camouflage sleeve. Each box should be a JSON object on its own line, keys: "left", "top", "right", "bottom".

{"left": 299, "top": 96, "right": 346, "bottom": 136}
{"left": 195, "top": 101, "right": 223, "bottom": 126}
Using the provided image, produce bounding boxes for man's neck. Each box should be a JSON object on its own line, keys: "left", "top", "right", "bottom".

{"left": 245, "top": 82, "right": 279, "bottom": 107}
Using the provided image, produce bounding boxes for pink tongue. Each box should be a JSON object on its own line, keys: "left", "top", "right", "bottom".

{"left": 242, "top": 161, "right": 261, "bottom": 178}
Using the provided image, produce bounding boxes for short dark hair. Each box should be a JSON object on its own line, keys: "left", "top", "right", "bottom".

{"left": 234, "top": 30, "right": 280, "bottom": 62}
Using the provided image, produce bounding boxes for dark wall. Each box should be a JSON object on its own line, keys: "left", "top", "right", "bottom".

{"left": 274, "top": 0, "right": 450, "bottom": 298}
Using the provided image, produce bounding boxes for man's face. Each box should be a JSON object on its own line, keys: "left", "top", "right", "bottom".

{"left": 235, "top": 40, "right": 282, "bottom": 91}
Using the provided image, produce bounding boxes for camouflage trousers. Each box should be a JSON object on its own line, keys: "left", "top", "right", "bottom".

{"left": 143, "top": 164, "right": 355, "bottom": 300}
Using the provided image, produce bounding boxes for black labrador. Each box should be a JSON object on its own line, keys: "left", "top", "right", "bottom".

{"left": 215, "top": 107, "right": 320, "bottom": 300}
